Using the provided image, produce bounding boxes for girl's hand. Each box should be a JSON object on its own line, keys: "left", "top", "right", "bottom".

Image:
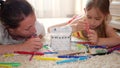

{"left": 19, "top": 37, "right": 43, "bottom": 52}
{"left": 87, "top": 29, "right": 98, "bottom": 45}
{"left": 69, "top": 20, "right": 86, "bottom": 32}
{"left": 76, "top": 20, "right": 86, "bottom": 31}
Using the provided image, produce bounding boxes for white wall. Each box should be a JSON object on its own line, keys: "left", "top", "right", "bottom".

{"left": 27, "top": 0, "right": 75, "bottom": 18}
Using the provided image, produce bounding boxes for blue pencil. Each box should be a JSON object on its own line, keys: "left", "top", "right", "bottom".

{"left": 89, "top": 46, "right": 106, "bottom": 48}
{"left": 44, "top": 52, "right": 58, "bottom": 54}
{"left": 84, "top": 44, "right": 106, "bottom": 48}
{"left": 58, "top": 55, "right": 88, "bottom": 58}
{"left": 56, "top": 56, "right": 89, "bottom": 64}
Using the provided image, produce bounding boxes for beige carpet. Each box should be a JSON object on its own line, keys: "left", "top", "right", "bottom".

{"left": 0, "top": 52, "right": 120, "bottom": 68}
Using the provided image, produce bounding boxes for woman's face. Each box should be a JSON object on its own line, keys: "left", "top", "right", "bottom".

{"left": 84, "top": 7, "right": 105, "bottom": 29}
{"left": 10, "top": 14, "right": 36, "bottom": 38}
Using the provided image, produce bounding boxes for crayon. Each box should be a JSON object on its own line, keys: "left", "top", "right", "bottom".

{"left": 0, "top": 62, "right": 21, "bottom": 67}
{"left": 89, "top": 46, "right": 107, "bottom": 48}
{"left": 58, "top": 55, "right": 89, "bottom": 58}
{"left": 73, "top": 41, "right": 91, "bottom": 44}
{"left": 91, "top": 52, "right": 110, "bottom": 56}
{"left": 3, "top": 54, "right": 14, "bottom": 57}
{"left": 44, "top": 52, "right": 58, "bottom": 54}
{"left": 34, "top": 56, "right": 64, "bottom": 61}
{"left": 85, "top": 22, "right": 90, "bottom": 34}
{"left": 29, "top": 54, "right": 34, "bottom": 61}
{"left": 56, "top": 56, "right": 89, "bottom": 64}
{"left": 0, "top": 64, "right": 12, "bottom": 68}
{"left": 65, "top": 52, "right": 85, "bottom": 55}
{"left": 14, "top": 51, "right": 44, "bottom": 55}
{"left": 43, "top": 45, "right": 49, "bottom": 49}
{"left": 43, "top": 45, "right": 54, "bottom": 52}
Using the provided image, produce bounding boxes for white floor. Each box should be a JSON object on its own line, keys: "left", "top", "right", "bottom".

{"left": 110, "top": 20, "right": 120, "bottom": 30}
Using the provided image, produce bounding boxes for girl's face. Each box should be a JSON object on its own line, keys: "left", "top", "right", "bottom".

{"left": 84, "top": 7, "right": 105, "bottom": 29}
{"left": 10, "top": 13, "right": 36, "bottom": 38}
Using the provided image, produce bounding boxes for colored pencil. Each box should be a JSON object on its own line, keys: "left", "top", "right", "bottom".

{"left": 0, "top": 62, "right": 21, "bottom": 67}
{"left": 56, "top": 56, "right": 89, "bottom": 64}
{"left": 34, "top": 56, "right": 65, "bottom": 61}
{"left": 58, "top": 55, "right": 89, "bottom": 58}
{"left": 44, "top": 52, "right": 58, "bottom": 54}
{"left": 14, "top": 51, "right": 44, "bottom": 55}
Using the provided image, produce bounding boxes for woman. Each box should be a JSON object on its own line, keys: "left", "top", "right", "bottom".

{"left": 0, "top": 0, "right": 45, "bottom": 54}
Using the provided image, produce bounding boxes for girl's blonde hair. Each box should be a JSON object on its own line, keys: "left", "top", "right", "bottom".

{"left": 85, "top": 0, "right": 110, "bottom": 38}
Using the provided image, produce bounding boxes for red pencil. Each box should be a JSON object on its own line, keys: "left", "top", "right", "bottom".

{"left": 85, "top": 22, "right": 90, "bottom": 34}
{"left": 14, "top": 51, "right": 44, "bottom": 55}
{"left": 77, "top": 42, "right": 91, "bottom": 44}
{"left": 29, "top": 52, "right": 35, "bottom": 61}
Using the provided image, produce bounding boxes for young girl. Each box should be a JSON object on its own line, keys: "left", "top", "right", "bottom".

{"left": 48, "top": 0, "right": 120, "bottom": 47}
{"left": 0, "top": 0, "right": 45, "bottom": 54}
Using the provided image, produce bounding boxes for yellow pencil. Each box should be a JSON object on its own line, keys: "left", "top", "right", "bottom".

{"left": 0, "top": 64, "right": 12, "bottom": 68}
{"left": 3, "top": 54, "right": 14, "bottom": 57}
{"left": 34, "top": 56, "right": 65, "bottom": 61}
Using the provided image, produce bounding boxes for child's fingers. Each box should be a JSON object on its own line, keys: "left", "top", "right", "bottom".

{"left": 76, "top": 21, "right": 86, "bottom": 30}
{"left": 89, "top": 38, "right": 96, "bottom": 43}
{"left": 88, "top": 29, "right": 95, "bottom": 34}
{"left": 87, "top": 29, "right": 98, "bottom": 45}
{"left": 88, "top": 37, "right": 97, "bottom": 45}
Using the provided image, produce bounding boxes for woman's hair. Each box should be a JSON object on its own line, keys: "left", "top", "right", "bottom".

{"left": 0, "top": 0, "right": 34, "bottom": 29}
{"left": 85, "top": 0, "right": 110, "bottom": 38}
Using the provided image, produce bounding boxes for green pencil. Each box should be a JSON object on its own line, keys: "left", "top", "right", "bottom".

{"left": 0, "top": 62, "right": 21, "bottom": 67}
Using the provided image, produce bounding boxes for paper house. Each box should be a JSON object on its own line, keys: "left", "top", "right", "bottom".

{"left": 50, "top": 26, "right": 72, "bottom": 51}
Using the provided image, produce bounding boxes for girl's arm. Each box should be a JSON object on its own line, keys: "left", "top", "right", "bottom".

{"left": 97, "top": 37, "right": 120, "bottom": 47}
{"left": 48, "top": 18, "right": 86, "bottom": 33}
{"left": 97, "top": 25, "right": 120, "bottom": 47}
{"left": 48, "top": 15, "right": 85, "bottom": 33}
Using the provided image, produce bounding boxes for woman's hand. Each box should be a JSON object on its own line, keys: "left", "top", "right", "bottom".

{"left": 87, "top": 29, "right": 98, "bottom": 45}
{"left": 39, "top": 34, "right": 43, "bottom": 39}
{"left": 19, "top": 37, "right": 43, "bottom": 52}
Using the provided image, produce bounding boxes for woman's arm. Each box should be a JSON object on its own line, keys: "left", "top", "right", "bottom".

{"left": 97, "top": 25, "right": 120, "bottom": 47}
{"left": 0, "top": 44, "right": 23, "bottom": 55}
{"left": 0, "top": 37, "right": 43, "bottom": 55}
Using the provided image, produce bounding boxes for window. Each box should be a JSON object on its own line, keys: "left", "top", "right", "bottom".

{"left": 27, "top": 0, "right": 87, "bottom": 18}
